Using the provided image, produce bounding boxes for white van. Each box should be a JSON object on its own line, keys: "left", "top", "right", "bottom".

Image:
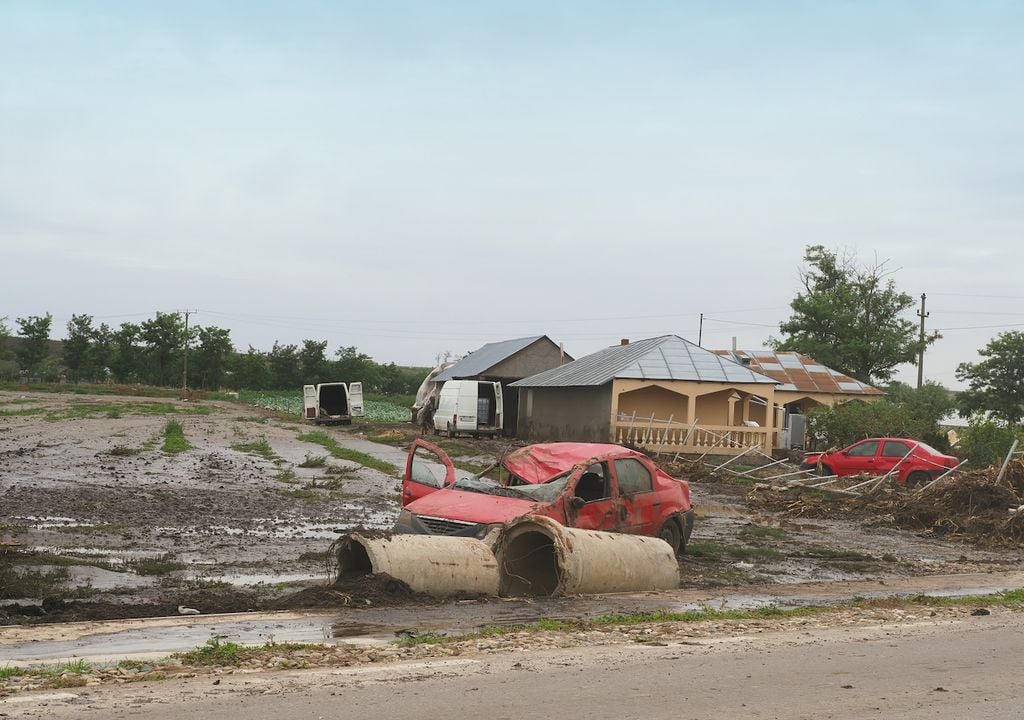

{"left": 302, "top": 382, "right": 364, "bottom": 425}
{"left": 433, "top": 380, "right": 503, "bottom": 438}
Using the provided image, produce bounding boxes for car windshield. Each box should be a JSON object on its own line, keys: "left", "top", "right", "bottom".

{"left": 451, "top": 475, "right": 538, "bottom": 501}
{"left": 504, "top": 473, "right": 571, "bottom": 503}
{"left": 915, "top": 442, "right": 943, "bottom": 456}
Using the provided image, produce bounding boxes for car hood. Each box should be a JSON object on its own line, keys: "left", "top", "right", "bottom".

{"left": 405, "top": 488, "right": 548, "bottom": 524}
{"left": 502, "top": 442, "right": 626, "bottom": 484}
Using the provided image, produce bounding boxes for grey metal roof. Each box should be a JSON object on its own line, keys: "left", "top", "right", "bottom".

{"left": 434, "top": 336, "right": 547, "bottom": 382}
{"left": 510, "top": 336, "right": 779, "bottom": 388}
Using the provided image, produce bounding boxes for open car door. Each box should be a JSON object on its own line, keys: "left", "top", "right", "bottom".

{"left": 348, "top": 382, "right": 364, "bottom": 417}
{"left": 402, "top": 439, "right": 456, "bottom": 506}
{"left": 302, "top": 385, "right": 318, "bottom": 421}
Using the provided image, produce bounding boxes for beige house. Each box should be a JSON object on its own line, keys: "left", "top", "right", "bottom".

{"left": 712, "top": 350, "right": 884, "bottom": 412}
{"left": 511, "top": 336, "right": 781, "bottom": 456}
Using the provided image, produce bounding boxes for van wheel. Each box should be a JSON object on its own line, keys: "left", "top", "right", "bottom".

{"left": 447, "top": 423, "right": 455, "bottom": 439}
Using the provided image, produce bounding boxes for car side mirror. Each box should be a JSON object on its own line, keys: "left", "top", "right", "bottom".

{"left": 569, "top": 496, "right": 585, "bottom": 510}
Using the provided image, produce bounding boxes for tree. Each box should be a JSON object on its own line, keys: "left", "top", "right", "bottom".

{"left": 230, "top": 346, "right": 270, "bottom": 390}
{"left": 298, "top": 339, "right": 329, "bottom": 384}
{"left": 92, "top": 323, "right": 113, "bottom": 378}
{"left": 191, "top": 326, "right": 234, "bottom": 389}
{"left": 109, "top": 323, "right": 142, "bottom": 383}
{"left": 139, "top": 312, "right": 185, "bottom": 386}
{"left": 957, "top": 415, "right": 1023, "bottom": 469}
{"left": 0, "top": 316, "right": 14, "bottom": 380}
{"left": 333, "top": 345, "right": 380, "bottom": 389}
{"left": 956, "top": 331, "right": 1024, "bottom": 423}
{"left": 15, "top": 314, "right": 53, "bottom": 379}
{"left": 268, "top": 342, "right": 301, "bottom": 390}
{"left": 772, "top": 246, "right": 937, "bottom": 384}
{"left": 62, "top": 314, "right": 97, "bottom": 383}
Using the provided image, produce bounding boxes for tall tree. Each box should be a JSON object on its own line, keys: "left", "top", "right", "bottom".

{"left": 92, "top": 323, "right": 113, "bottom": 379}
{"left": 230, "top": 346, "right": 270, "bottom": 390}
{"left": 0, "top": 316, "right": 14, "bottom": 380}
{"left": 334, "top": 345, "right": 380, "bottom": 389}
{"left": 299, "top": 339, "right": 329, "bottom": 384}
{"left": 772, "top": 245, "right": 937, "bottom": 384}
{"left": 956, "top": 331, "right": 1024, "bottom": 423}
{"left": 268, "top": 341, "right": 301, "bottom": 390}
{"left": 191, "top": 326, "right": 234, "bottom": 389}
{"left": 62, "top": 314, "right": 97, "bottom": 383}
{"left": 15, "top": 313, "right": 53, "bottom": 379}
{"left": 109, "top": 322, "right": 142, "bottom": 383}
{"left": 139, "top": 312, "right": 185, "bottom": 386}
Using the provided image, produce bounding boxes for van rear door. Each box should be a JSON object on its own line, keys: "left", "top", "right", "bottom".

{"left": 348, "top": 382, "right": 364, "bottom": 417}
{"left": 303, "top": 385, "right": 318, "bottom": 420}
{"left": 493, "top": 382, "right": 503, "bottom": 432}
{"left": 458, "top": 382, "right": 480, "bottom": 432}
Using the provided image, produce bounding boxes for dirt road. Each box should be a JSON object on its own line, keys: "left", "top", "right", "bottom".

{"left": 4, "top": 603, "right": 1023, "bottom": 719}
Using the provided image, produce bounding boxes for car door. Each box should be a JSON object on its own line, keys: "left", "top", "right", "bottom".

{"left": 564, "top": 462, "right": 620, "bottom": 532}
{"left": 401, "top": 439, "right": 455, "bottom": 506}
{"left": 840, "top": 439, "right": 881, "bottom": 474}
{"left": 612, "top": 457, "right": 657, "bottom": 535}
{"left": 348, "top": 382, "right": 364, "bottom": 417}
{"left": 302, "top": 385, "right": 318, "bottom": 421}
{"left": 877, "top": 439, "right": 912, "bottom": 477}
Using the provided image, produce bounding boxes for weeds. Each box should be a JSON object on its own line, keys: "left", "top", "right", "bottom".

{"left": 162, "top": 420, "right": 191, "bottom": 454}
{"left": 738, "top": 524, "right": 788, "bottom": 541}
{"left": 231, "top": 438, "right": 280, "bottom": 462}
{"left": 129, "top": 556, "right": 186, "bottom": 576}
{"left": 0, "top": 565, "right": 70, "bottom": 599}
{"left": 298, "top": 431, "right": 397, "bottom": 475}
{"left": 298, "top": 453, "right": 328, "bottom": 468}
{"left": 686, "top": 542, "right": 784, "bottom": 561}
{"left": 0, "top": 665, "right": 24, "bottom": 679}
{"left": 107, "top": 445, "right": 142, "bottom": 456}
{"left": 179, "top": 638, "right": 245, "bottom": 666}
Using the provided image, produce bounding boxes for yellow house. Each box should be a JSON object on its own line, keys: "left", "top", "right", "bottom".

{"left": 511, "top": 336, "right": 781, "bottom": 456}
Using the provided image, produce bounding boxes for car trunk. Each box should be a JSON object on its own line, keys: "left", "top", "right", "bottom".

{"left": 319, "top": 384, "right": 350, "bottom": 417}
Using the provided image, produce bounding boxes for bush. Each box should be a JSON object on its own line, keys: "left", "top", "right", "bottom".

{"left": 957, "top": 416, "right": 1024, "bottom": 469}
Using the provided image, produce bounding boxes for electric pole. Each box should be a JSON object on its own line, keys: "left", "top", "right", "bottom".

{"left": 179, "top": 309, "right": 198, "bottom": 398}
{"left": 916, "top": 294, "right": 928, "bottom": 389}
{"left": 698, "top": 313, "right": 704, "bottom": 347}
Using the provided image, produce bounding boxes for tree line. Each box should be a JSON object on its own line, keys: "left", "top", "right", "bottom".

{"left": 0, "top": 312, "right": 426, "bottom": 395}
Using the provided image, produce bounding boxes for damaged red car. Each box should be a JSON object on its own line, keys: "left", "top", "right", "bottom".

{"left": 800, "top": 437, "right": 959, "bottom": 487}
{"left": 395, "top": 439, "right": 695, "bottom": 555}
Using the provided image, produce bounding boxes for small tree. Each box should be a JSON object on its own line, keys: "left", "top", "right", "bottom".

{"left": 62, "top": 314, "right": 97, "bottom": 383}
{"left": 957, "top": 415, "right": 1024, "bottom": 469}
{"left": 109, "top": 322, "right": 142, "bottom": 383}
{"left": 230, "top": 346, "right": 270, "bottom": 390}
{"left": 0, "top": 316, "right": 14, "bottom": 380}
{"left": 268, "top": 342, "right": 301, "bottom": 390}
{"left": 15, "top": 314, "right": 53, "bottom": 379}
{"left": 772, "top": 246, "right": 938, "bottom": 384}
{"left": 299, "top": 339, "right": 329, "bottom": 384}
{"left": 139, "top": 313, "right": 185, "bottom": 386}
{"left": 190, "top": 326, "right": 234, "bottom": 390}
{"left": 956, "top": 331, "right": 1024, "bottom": 423}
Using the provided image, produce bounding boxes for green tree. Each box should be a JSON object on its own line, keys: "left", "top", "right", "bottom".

{"left": 190, "top": 326, "right": 234, "bottom": 389}
{"left": 92, "top": 323, "right": 113, "bottom": 378}
{"left": 109, "top": 322, "right": 142, "bottom": 383}
{"left": 956, "top": 331, "right": 1024, "bottom": 423}
{"left": 298, "top": 339, "right": 329, "bottom": 384}
{"left": 62, "top": 314, "right": 97, "bottom": 383}
{"left": 268, "top": 341, "right": 301, "bottom": 390}
{"left": 15, "top": 313, "right": 53, "bottom": 379}
{"left": 230, "top": 346, "right": 270, "bottom": 390}
{"left": 772, "top": 246, "right": 937, "bottom": 384}
{"left": 0, "top": 316, "right": 14, "bottom": 380}
{"left": 957, "top": 415, "right": 1024, "bottom": 468}
{"left": 139, "top": 312, "right": 185, "bottom": 386}
{"left": 333, "top": 345, "right": 380, "bottom": 389}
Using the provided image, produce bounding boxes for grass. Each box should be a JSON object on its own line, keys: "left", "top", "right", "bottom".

{"left": 0, "top": 665, "right": 24, "bottom": 679}
{"left": 0, "top": 406, "right": 47, "bottom": 417}
{"left": 0, "top": 381, "right": 237, "bottom": 400}
{"left": 129, "top": 556, "right": 187, "bottom": 576}
{"left": 231, "top": 438, "right": 280, "bottom": 463}
{"left": 277, "top": 487, "right": 321, "bottom": 500}
{"left": 738, "top": 524, "right": 789, "bottom": 542}
{"left": 298, "top": 453, "right": 328, "bottom": 468}
{"left": 275, "top": 467, "right": 297, "bottom": 483}
{"left": 107, "top": 445, "right": 143, "bottom": 456}
{"left": 0, "top": 565, "right": 70, "bottom": 599}
{"left": 178, "top": 638, "right": 319, "bottom": 667}
{"left": 298, "top": 431, "right": 397, "bottom": 475}
{"left": 686, "top": 541, "right": 784, "bottom": 561}
{"left": 42, "top": 401, "right": 214, "bottom": 422}
{"left": 794, "top": 546, "right": 879, "bottom": 562}
{"left": 161, "top": 419, "right": 191, "bottom": 454}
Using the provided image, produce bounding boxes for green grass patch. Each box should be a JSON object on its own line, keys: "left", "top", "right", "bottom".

{"left": 275, "top": 467, "right": 297, "bottom": 483}
{"left": 178, "top": 638, "right": 319, "bottom": 667}
{"left": 129, "top": 555, "right": 186, "bottom": 576}
{"left": 738, "top": 524, "right": 788, "bottom": 541}
{"left": 107, "top": 445, "right": 143, "bottom": 456}
{"left": 0, "top": 665, "right": 24, "bottom": 679}
{"left": 0, "top": 406, "right": 47, "bottom": 417}
{"left": 298, "top": 431, "right": 397, "bottom": 475}
{"left": 298, "top": 453, "right": 328, "bottom": 468}
{"left": 231, "top": 438, "right": 281, "bottom": 463}
{"left": 162, "top": 419, "right": 191, "bottom": 454}
{"left": 0, "top": 565, "right": 70, "bottom": 599}
{"left": 686, "top": 542, "right": 784, "bottom": 561}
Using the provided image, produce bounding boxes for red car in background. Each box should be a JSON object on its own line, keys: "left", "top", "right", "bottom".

{"left": 396, "top": 439, "right": 695, "bottom": 555}
{"left": 800, "top": 437, "right": 959, "bottom": 487}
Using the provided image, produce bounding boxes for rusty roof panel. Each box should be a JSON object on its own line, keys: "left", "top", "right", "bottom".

{"left": 711, "top": 350, "right": 884, "bottom": 396}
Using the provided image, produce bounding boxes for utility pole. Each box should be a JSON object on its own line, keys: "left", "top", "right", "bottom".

{"left": 916, "top": 293, "right": 928, "bottom": 389}
{"left": 698, "top": 313, "right": 704, "bottom": 347}
{"left": 179, "top": 309, "right": 198, "bottom": 398}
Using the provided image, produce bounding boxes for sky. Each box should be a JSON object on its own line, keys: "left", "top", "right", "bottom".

{"left": 2, "top": 1, "right": 1023, "bottom": 387}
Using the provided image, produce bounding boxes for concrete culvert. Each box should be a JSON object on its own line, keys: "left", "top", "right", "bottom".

{"left": 497, "top": 516, "right": 680, "bottom": 597}
{"left": 335, "top": 533, "right": 500, "bottom": 597}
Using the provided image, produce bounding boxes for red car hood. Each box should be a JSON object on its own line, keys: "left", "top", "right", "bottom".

{"left": 405, "top": 488, "right": 548, "bottom": 525}
{"left": 503, "top": 442, "right": 626, "bottom": 484}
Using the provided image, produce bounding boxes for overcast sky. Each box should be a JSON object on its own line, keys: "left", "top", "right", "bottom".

{"left": 2, "top": 1, "right": 1022, "bottom": 386}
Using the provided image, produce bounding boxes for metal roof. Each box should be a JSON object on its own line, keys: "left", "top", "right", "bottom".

{"left": 711, "top": 350, "right": 884, "bottom": 397}
{"left": 434, "top": 336, "right": 550, "bottom": 382}
{"left": 510, "top": 336, "right": 779, "bottom": 388}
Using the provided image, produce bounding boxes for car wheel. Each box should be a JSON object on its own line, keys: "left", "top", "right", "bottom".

{"left": 818, "top": 464, "right": 833, "bottom": 477}
{"left": 658, "top": 519, "right": 682, "bottom": 556}
{"left": 447, "top": 422, "right": 455, "bottom": 439}
{"left": 905, "top": 470, "right": 929, "bottom": 489}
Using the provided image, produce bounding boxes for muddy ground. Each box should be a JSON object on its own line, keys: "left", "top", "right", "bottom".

{"left": 2, "top": 389, "right": 1022, "bottom": 624}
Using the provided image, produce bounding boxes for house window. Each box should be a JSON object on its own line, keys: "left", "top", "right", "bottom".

{"left": 614, "top": 458, "right": 653, "bottom": 494}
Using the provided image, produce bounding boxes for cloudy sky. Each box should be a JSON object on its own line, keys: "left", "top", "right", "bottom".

{"left": 2, "top": 1, "right": 1022, "bottom": 386}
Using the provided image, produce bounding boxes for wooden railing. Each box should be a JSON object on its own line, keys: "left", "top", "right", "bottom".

{"left": 613, "top": 415, "right": 777, "bottom": 456}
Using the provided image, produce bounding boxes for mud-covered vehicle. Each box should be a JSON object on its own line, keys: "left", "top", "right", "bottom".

{"left": 395, "top": 440, "right": 695, "bottom": 554}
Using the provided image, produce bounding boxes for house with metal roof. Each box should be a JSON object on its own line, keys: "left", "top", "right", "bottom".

{"left": 434, "top": 335, "right": 571, "bottom": 434}
{"left": 711, "top": 350, "right": 884, "bottom": 414}
{"left": 510, "top": 335, "right": 781, "bottom": 456}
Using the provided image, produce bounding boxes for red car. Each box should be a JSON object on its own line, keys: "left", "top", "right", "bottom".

{"left": 395, "top": 439, "right": 696, "bottom": 554}
{"left": 800, "top": 437, "right": 959, "bottom": 487}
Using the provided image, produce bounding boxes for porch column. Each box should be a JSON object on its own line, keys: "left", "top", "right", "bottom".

{"left": 687, "top": 394, "right": 696, "bottom": 425}
{"left": 741, "top": 396, "right": 751, "bottom": 423}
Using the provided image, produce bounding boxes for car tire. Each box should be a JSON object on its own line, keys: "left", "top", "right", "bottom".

{"left": 658, "top": 518, "right": 682, "bottom": 556}
{"left": 817, "top": 464, "right": 833, "bottom": 477}
{"left": 447, "top": 423, "right": 455, "bottom": 439}
{"left": 905, "top": 470, "right": 929, "bottom": 489}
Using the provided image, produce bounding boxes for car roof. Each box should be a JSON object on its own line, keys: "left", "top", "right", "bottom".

{"left": 503, "top": 442, "right": 648, "bottom": 484}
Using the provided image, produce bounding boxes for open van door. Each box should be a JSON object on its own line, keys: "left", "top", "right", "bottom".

{"left": 302, "top": 385, "right": 318, "bottom": 422}
{"left": 402, "top": 439, "right": 455, "bottom": 506}
{"left": 493, "top": 382, "right": 503, "bottom": 434}
{"left": 349, "top": 382, "right": 364, "bottom": 417}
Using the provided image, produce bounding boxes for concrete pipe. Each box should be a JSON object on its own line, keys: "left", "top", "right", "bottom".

{"left": 495, "top": 516, "right": 680, "bottom": 597}
{"left": 336, "top": 533, "right": 500, "bottom": 597}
